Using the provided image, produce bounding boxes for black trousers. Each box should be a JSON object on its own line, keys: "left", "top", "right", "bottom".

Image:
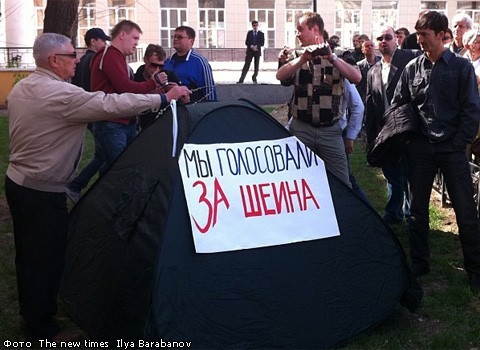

{"left": 5, "top": 176, "right": 67, "bottom": 340}
{"left": 406, "top": 137, "right": 480, "bottom": 274}
{"left": 239, "top": 50, "right": 260, "bottom": 82}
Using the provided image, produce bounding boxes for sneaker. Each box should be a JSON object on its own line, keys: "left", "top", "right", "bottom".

{"left": 65, "top": 188, "right": 80, "bottom": 203}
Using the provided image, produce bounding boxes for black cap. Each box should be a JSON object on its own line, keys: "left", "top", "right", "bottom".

{"left": 85, "top": 28, "right": 111, "bottom": 45}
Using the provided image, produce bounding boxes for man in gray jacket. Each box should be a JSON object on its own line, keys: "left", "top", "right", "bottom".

{"left": 4, "top": 33, "right": 190, "bottom": 341}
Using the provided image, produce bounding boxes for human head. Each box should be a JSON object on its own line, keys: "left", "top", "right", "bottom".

{"left": 296, "top": 12, "right": 325, "bottom": 46}
{"left": 172, "top": 25, "right": 196, "bottom": 55}
{"left": 352, "top": 34, "right": 360, "bottom": 49}
{"left": 377, "top": 26, "right": 397, "bottom": 57}
{"left": 415, "top": 11, "right": 449, "bottom": 34}
{"left": 451, "top": 12, "right": 473, "bottom": 46}
{"left": 415, "top": 11, "right": 449, "bottom": 53}
{"left": 33, "top": 33, "right": 79, "bottom": 81}
{"left": 143, "top": 44, "right": 167, "bottom": 78}
{"left": 443, "top": 28, "right": 453, "bottom": 44}
{"left": 328, "top": 34, "right": 340, "bottom": 49}
{"left": 463, "top": 28, "right": 480, "bottom": 60}
{"left": 395, "top": 27, "right": 410, "bottom": 47}
{"left": 252, "top": 20, "right": 259, "bottom": 30}
{"left": 361, "top": 40, "right": 376, "bottom": 57}
{"left": 358, "top": 34, "right": 369, "bottom": 47}
{"left": 84, "top": 28, "right": 110, "bottom": 52}
{"left": 110, "top": 20, "right": 143, "bottom": 56}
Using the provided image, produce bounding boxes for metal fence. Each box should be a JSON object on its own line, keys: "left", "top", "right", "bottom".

{"left": 0, "top": 46, "right": 283, "bottom": 69}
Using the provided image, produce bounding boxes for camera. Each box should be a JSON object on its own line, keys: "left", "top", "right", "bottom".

{"left": 305, "top": 44, "right": 330, "bottom": 57}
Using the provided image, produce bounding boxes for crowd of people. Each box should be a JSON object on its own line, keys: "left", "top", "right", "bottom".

{"left": 4, "top": 9, "right": 480, "bottom": 342}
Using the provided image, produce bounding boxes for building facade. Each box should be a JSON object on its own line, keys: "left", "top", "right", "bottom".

{"left": 1, "top": 0, "right": 480, "bottom": 51}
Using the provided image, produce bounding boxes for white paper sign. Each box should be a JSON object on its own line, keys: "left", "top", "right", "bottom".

{"left": 178, "top": 136, "right": 340, "bottom": 253}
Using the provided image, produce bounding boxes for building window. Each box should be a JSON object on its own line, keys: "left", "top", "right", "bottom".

{"left": 78, "top": 0, "right": 97, "bottom": 47}
{"left": 159, "top": 0, "right": 187, "bottom": 47}
{"left": 371, "top": 1, "right": 398, "bottom": 38}
{"left": 285, "top": 0, "right": 312, "bottom": 48}
{"left": 335, "top": 1, "right": 362, "bottom": 49}
{"left": 198, "top": 0, "right": 225, "bottom": 48}
{"left": 420, "top": 1, "right": 447, "bottom": 15}
{"left": 108, "top": 0, "right": 135, "bottom": 29}
{"left": 457, "top": 2, "right": 480, "bottom": 23}
{"left": 34, "top": 0, "right": 46, "bottom": 37}
{"left": 248, "top": 0, "right": 275, "bottom": 48}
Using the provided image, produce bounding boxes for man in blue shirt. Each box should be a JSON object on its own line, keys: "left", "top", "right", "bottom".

{"left": 164, "top": 26, "right": 217, "bottom": 102}
{"left": 391, "top": 10, "right": 480, "bottom": 294}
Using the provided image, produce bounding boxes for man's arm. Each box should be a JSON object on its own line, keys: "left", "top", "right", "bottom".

{"left": 101, "top": 50, "right": 157, "bottom": 94}
{"left": 454, "top": 61, "right": 480, "bottom": 148}
{"left": 276, "top": 48, "right": 361, "bottom": 84}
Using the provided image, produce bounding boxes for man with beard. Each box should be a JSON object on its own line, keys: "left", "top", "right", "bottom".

{"left": 365, "top": 26, "right": 420, "bottom": 225}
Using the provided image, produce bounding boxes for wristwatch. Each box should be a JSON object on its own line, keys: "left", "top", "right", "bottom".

{"left": 329, "top": 53, "right": 338, "bottom": 64}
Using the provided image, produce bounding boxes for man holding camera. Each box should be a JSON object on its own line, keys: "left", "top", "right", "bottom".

{"left": 276, "top": 11, "right": 361, "bottom": 187}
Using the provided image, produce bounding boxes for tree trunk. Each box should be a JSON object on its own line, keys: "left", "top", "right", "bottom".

{"left": 43, "top": 0, "right": 80, "bottom": 44}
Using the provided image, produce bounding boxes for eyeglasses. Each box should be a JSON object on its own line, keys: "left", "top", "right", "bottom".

{"left": 376, "top": 34, "right": 393, "bottom": 42}
{"left": 442, "top": 36, "right": 452, "bottom": 41}
{"left": 253, "top": 24, "right": 258, "bottom": 27}
{"left": 54, "top": 52, "right": 77, "bottom": 58}
{"left": 172, "top": 35, "right": 189, "bottom": 40}
{"left": 150, "top": 62, "right": 164, "bottom": 69}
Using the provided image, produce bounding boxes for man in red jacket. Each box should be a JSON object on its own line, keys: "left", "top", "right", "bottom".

{"left": 90, "top": 20, "right": 174, "bottom": 174}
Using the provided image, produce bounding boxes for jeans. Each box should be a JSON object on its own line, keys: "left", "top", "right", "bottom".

{"left": 68, "top": 125, "right": 103, "bottom": 193}
{"left": 406, "top": 136, "right": 480, "bottom": 274}
{"left": 382, "top": 159, "right": 410, "bottom": 221}
{"left": 94, "top": 121, "right": 137, "bottom": 175}
{"left": 5, "top": 176, "right": 67, "bottom": 340}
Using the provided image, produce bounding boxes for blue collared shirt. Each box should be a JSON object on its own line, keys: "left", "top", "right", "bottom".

{"left": 391, "top": 49, "right": 480, "bottom": 149}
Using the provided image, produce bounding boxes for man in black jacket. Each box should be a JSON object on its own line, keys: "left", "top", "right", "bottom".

{"left": 237, "top": 20, "right": 265, "bottom": 84}
{"left": 365, "top": 26, "right": 420, "bottom": 225}
{"left": 391, "top": 11, "right": 480, "bottom": 293}
{"left": 67, "top": 28, "right": 110, "bottom": 202}
{"left": 71, "top": 28, "right": 110, "bottom": 90}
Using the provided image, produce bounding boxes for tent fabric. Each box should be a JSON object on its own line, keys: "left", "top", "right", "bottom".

{"left": 61, "top": 100, "right": 421, "bottom": 347}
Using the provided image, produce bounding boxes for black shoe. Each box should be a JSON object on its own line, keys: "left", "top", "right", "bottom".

{"left": 252, "top": 79, "right": 257, "bottom": 84}
{"left": 468, "top": 272, "right": 480, "bottom": 295}
{"left": 411, "top": 263, "right": 430, "bottom": 277}
{"left": 236, "top": 81, "right": 243, "bottom": 84}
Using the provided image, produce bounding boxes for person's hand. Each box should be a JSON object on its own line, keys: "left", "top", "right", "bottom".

{"left": 165, "top": 85, "right": 191, "bottom": 104}
{"left": 303, "top": 43, "right": 332, "bottom": 61}
{"left": 153, "top": 71, "right": 169, "bottom": 87}
{"left": 278, "top": 46, "right": 294, "bottom": 63}
{"left": 251, "top": 45, "right": 258, "bottom": 52}
{"left": 344, "top": 139, "right": 354, "bottom": 155}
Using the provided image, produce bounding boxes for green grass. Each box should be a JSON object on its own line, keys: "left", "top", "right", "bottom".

{"left": 1, "top": 113, "right": 479, "bottom": 347}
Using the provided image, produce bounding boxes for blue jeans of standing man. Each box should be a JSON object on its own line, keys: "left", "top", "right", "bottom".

{"left": 94, "top": 121, "right": 137, "bottom": 175}
{"left": 406, "top": 135, "right": 480, "bottom": 275}
{"left": 382, "top": 158, "right": 410, "bottom": 222}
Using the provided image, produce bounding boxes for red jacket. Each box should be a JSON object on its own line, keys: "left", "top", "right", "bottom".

{"left": 91, "top": 45, "right": 156, "bottom": 124}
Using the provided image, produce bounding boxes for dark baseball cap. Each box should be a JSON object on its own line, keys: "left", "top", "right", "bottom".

{"left": 84, "top": 28, "right": 111, "bottom": 45}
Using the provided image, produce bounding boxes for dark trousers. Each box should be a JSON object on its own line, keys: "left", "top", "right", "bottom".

{"left": 406, "top": 136, "right": 480, "bottom": 274}
{"left": 239, "top": 50, "right": 260, "bottom": 82}
{"left": 5, "top": 176, "right": 67, "bottom": 340}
